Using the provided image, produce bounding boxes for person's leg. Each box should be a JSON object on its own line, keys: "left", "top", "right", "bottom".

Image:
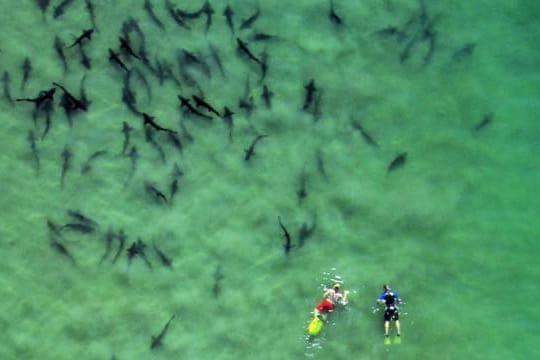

{"left": 317, "top": 301, "right": 333, "bottom": 321}
{"left": 393, "top": 311, "right": 400, "bottom": 336}
{"left": 314, "top": 301, "right": 326, "bottom": 318}
{"left": 383, "top": 310, "right": 391, "bottom": 336}
{"left": 314, "top": 301, "right": 325, "bottom": 318}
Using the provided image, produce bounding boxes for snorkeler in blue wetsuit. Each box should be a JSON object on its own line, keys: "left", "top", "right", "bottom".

{"left": 377, "top": 285, "right": 401, "bottom": 339}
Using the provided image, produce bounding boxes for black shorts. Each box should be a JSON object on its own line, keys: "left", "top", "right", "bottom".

{"left": 384, "top": 307, "right": 399, "bottom": 321}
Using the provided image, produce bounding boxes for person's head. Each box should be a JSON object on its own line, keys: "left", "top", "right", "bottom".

{"left": 383, "top": 284, "right": 391, "bottom": 292}
{"left": 333, "top": 283, "right": 341, "bottom": 292}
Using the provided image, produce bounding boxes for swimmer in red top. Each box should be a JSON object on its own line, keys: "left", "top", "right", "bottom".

{"left": 313, "top": 283, "right": 349, "bottom": 320}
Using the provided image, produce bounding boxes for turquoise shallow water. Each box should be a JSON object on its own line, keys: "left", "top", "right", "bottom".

{"left": 0, "top": 1, "right": 539, "bottom": 359}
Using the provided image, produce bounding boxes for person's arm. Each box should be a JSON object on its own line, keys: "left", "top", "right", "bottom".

{"left": 334, "top": 292, "right": 345, "bottom": 304}
{"left": 377, "top": 292, "right": 386, "bottom": 304}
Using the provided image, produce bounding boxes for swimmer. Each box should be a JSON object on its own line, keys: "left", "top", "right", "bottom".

{"left": 377, "top": 284, "right": 401, "bottom": 339}
{"left": 313, "top": 283, "right": 349, "bottom": 320}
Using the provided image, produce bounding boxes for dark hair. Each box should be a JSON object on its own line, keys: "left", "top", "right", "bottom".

{"left": 383, "top": 284, "right": 390, "bottom": 291}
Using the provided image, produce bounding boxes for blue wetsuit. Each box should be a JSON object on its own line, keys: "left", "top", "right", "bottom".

{"left": 378, "top": 290, "right": 400, "bottom": 321}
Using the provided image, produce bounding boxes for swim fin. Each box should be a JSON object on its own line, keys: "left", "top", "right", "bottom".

{"left": 384, "top": 336, "right": 391, "bottom": 346}
{"left": 394, "top": 336, "right": 401, "bottom": 345}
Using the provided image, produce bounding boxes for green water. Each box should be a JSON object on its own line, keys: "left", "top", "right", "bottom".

{"left": 1, "top": 1, "right": 538, "bottom": 359}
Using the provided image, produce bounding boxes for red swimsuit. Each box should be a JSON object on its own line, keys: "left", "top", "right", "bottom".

{"left": 316, "top": 299, "right": 335, "bottom": 313}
